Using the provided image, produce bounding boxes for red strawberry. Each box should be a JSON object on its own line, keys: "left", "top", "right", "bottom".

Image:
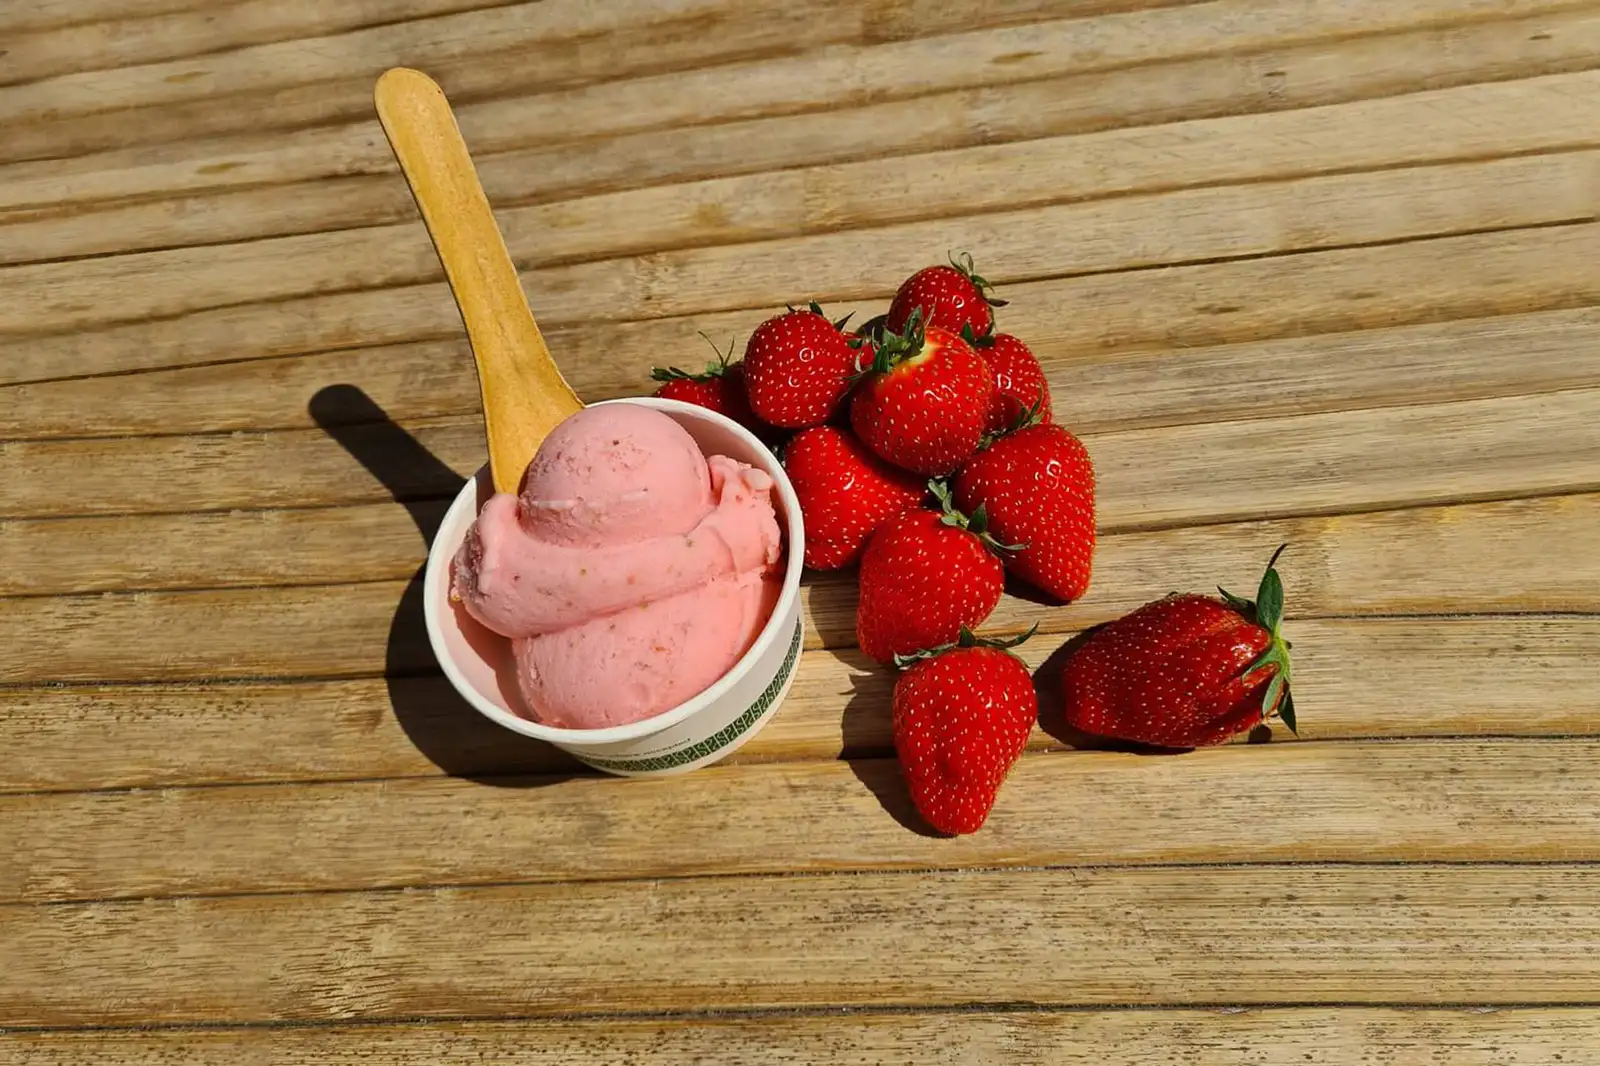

{"left": 850, "top": 312, "right": 995, "bottom": 476}
{"left": 973, "top": 332, "right": 1053, "bottom": 434}
{"left": 856, "top": 484, "right": 1012, "bottom": 664}
{"left": 743, "top": 303, "right": 864, "bottom": 429}
{"left": 781, "top": 426, "right": 925, "bottom": 570}
{"left": 953, "top": 421, "right": 1095, "bottom": 602}
{"left": 650, "top": 336, "right": 763, "bottom": 432}
{"left": 892, "top": 627, "right": 1039, "bottom": 835}
{"left": 1059, "top": 546, "right": 1297, "bottom": 748}
{"left": 886, "top": 252, "right": 1007, "bottom": 339}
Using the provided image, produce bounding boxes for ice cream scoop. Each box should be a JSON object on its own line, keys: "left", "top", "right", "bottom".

{"left": 453, "top": 403, "right": 784, "bottom": 727}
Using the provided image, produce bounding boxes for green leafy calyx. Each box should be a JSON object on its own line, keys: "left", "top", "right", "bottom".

{"left": 651, "top": 332, "right": 737, "bottom": 382}
{"left": 892, "top": 623, "right": 1038, "bottom": 668}
{"left": 1219, "top": 543, "right": 1297, "bottom": 733}
{"left": 853, "top": 306, "right": 928, "bottom": 380}
{"left": 930, "top": 479, "right": 1025, "bottom": 556}
{"left": 949, "top": 249, "right": 1009, "bottom": 309}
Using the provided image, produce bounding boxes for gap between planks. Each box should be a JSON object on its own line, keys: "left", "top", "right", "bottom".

{"left": 3, "top": 1006, "right": 1600, "bottom": 1064}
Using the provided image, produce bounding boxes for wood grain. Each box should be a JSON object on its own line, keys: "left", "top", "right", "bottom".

{"left": 5, "top": 615, "right": 1596, "bottom": 793}
{"left": 6, "top": 0, "right": 1581, "bottom": 166}
{"left": 8, "top": 147, "right": 1596, "bottom": 339}
{"left": 8, "top": 300, "right": 1599, "bottom": 445}
{"left": 8, "top": 738, "right": 1600, "bottom": 904}
{"left": 11, "top": 65, "right": 1599, "bottom": 269}
{"left": 10, "top": 0, "right": 1600, "bottom": 1043}
{"left": 5, "top": 467, "right": 1599, "bottom": 686}
{"left": 5, "top": 1008, "right": 1599, "bottom": 1066}
{"left": 3, "top": 0, "right": 1151, "bottom": 140}
{"left": 0, "top": 0, "right": 539, "bottom": 85}
{"left": 8, "top": 864, "right": 1600, "bottom": 1026}
{"left": 9, "top": 215, "right": 1593, "bottom": 390}
{"left": 7, "top": 2, "right": 1594, "bottom": 254}
{"left": 6, "top": 381, "right": 1598, "bottom": 535}
{"left": 5, "top": 454, "right": 1595, "bottom": 605}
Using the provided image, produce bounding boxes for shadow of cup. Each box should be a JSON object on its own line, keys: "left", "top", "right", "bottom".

{"left": 308, "top": 384, "right": 581, "bottom": 786}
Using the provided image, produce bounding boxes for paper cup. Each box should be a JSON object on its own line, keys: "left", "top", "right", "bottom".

{"left": 422, "top": 397, "right": 806, "bottom": 776}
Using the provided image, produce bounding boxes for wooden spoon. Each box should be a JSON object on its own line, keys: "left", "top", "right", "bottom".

{"left": 374, "top": 66, "right": 583, "bottom": 495}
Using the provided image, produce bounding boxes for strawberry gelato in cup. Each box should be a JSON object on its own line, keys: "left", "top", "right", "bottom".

{"left": 424, "top": 397, "right": 805, "bottom": 776}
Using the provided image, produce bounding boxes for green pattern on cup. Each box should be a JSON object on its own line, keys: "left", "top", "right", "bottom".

{"left": 577, "top": 620, "right": 803, "bottom": 774}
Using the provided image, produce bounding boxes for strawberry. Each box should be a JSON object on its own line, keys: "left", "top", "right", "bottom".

{"left": 1058, "top": 545, "right": 1297, "bottom": 749}
{"left": 856, "top": 483, "right": 1012, "bottom": 664}
{"left": 850, "top": 311, "right": 995, "bottom": 476}
{"left": 781, "top": 425, "right": 925, "bottom": 570}
{"left": 969, "top": 331, "right": 1053, "bottom": 434}
{"left": 742, "top": 303, "right": 864, "bottom": 429}
{"left": 650, "top": 335, "right": 763, "bottom": 432}
{"left": 952, "top": 420, "right": 1095, "bottom": 602}
{"left": 886, "top": 252, "right": 1007, "bottom": 340}
{"left": 892, "top": 627, "right": 1039, "bottom": 835}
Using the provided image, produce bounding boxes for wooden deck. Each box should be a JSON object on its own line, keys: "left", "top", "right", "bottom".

{"left": 4, "top": 1, "right": 1600, "bottom": 1061}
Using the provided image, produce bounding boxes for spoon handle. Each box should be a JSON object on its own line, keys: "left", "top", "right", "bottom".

{"left": 374, "top": 67, "right": 583, "bottom": 495}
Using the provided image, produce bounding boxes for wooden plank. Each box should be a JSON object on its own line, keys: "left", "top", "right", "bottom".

{"left": 0, "top": 494, "right": 1592, "bottom": 680}
{"left": 7, "top": 738, "right": 1600, "bottom": 904}
{"left": 1083, "top": 385, "right": 1600, "bottom": 531}
{"left": 4, "top": 1007, "right": 1598, "bottom": 1066}
{"left": 3, "top": 428, "right": 1594, "bottom": 604}
{"left": 2, "top": 1, "right": 1143, "bottom": 164}
{"left": 0, "top": 0, "right": 860, "bottom": 130}
{"left": 768, "top": 616, "right": 1600, "bottom": 757}
{"left": 7, "top": 299, "right": 1599, "bottom": 445}
{"left": 7, "top": 864, "right": 1600, "bottom": 1025}
{"left": 0, "top": 675, "right": 582, "bottom": 792}
{"left": 9, "top": 65, "right": 1599, "bottom": 268}
{"left": 5, "top": 379, "right": 1598, "bottom": 528}
{"left": 0, "top": 503, "right": 440, "bottom": 595}
{"left": 4, "top": 616, "right": 1596, "bottom": 792}
{"left": 8, "top": 219, "right": 1593, "bottom": 388}
{"left": 0, "top": 419, "right": 483, "bottom": 519}
{"left": 7, "top": 146, "right": 1596, "bottom": 340}
{"left": 0, "top": 0, "right": 537, "bottom": 86}
{"left": 4, "top": 394, "right": 1600, "bottom": 682}
{"left": 2, "top": 2, "right": 1591, "bottom": 219}
{"left": 0, "top": 0, "right": 201, "bottom": 34}
{"left": 0, "top": 580, "right": 427, "bottom": 682}
{"left": 5, "top": 0, "right": 1579, "bottom": 165}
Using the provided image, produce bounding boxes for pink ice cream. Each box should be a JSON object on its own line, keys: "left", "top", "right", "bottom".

{"left": 451, "top": 403, "right": 783, "bottom": 729}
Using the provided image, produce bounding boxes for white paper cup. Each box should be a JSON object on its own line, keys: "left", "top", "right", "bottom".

{"left": 422, "top": 397, "right": 806, "bottom": 777}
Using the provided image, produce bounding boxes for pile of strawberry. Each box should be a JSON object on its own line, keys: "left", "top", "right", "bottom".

{"left": 652, "top": 255, "right": 1296, "bottom": 836}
